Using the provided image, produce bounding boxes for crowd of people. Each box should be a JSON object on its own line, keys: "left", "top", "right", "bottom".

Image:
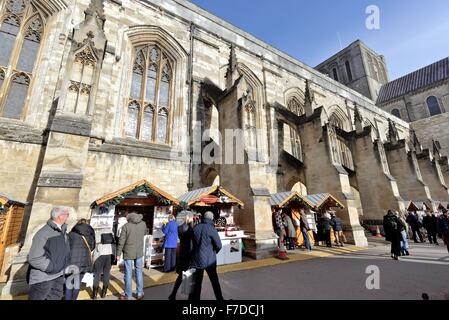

{"left": 26, "top": 206, "right": 224, "bottom": 301}
{"left": 383, "top": 208, "right": 449, "bottom": 260}
{"left": 274, "top": 208, "right": 347, "bottom": 252}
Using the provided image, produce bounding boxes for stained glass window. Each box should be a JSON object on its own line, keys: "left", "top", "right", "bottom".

{"left": 159, "top": 65, "right": 170, "bottom": 107}
{"left": 1, "top": 1, "right": 45, "bottom": 120}
{"left": 131, "top": 66, "right": 143, "bottom": 99}
{"left": 157, "top": 108, "right": 168, "bottom": 143}
{"left": 287, "top": 98, "right": 304, "bottom": 116}
{"left": 125, "top": 101, "right": 139, "bottom": 138}
{"left": 17, "top": 16, "right": 42, "bottom": 72}
{"left": 391, "top": 109, "right": 401, "bottom": 119}
{"left": 427, "top": 96, "right": 441, "bottom": 117}
{"left": 0, "top": 69, "right": 4, "bottom": 90}
{"left": 3, "top": 73, "right": 29, "bottom": 119}
{"left": 145, "top": 64, "right": 157, "bottom": 103}
{"left": 0, "top": 16, "right": 20, "bottom": 67}
{"left": 126, "top": 45, "right": 172, "bottom": 142}
{"left": 141, "top": 105, "right": 154, "bottom": 141}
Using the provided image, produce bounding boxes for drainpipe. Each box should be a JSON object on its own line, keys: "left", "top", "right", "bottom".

{"left": 187, "top": 23, "right": 196, "bottom": 191}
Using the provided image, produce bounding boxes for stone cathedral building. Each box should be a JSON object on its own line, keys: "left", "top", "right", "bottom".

{"left": 0, "top": 0, "right": 448, "bottom": 295}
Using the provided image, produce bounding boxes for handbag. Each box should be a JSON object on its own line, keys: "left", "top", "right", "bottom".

{"left": 181, "top": 268, "right": 196, "bottom": 295}
{"left": 101, "top": 233, "right": 115, "bottom": 244}
{"left": 81, "top": 235, "right": 95, "bottom": 287}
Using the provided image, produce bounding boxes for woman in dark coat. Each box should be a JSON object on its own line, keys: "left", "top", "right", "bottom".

{"left": 65, "top": 219, "right": 96, "bottom": 300}
{"left": 383, "top": 210, "right": 402, "bottom": 260}
{"left": 168, "top": 211, "right": 194, "bottom": 300}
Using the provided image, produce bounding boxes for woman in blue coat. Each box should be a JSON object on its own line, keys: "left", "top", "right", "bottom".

{"left": 162, "top": 214, "right": 178, "bottom": 272}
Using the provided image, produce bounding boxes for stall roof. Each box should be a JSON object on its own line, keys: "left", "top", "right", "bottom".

{"left": 93, "top": 180, "right": 180, "bottom": 207}
{"left": 432, "top": 201, "right": 448, "bottom": 210}
{"left": 270, "top": 191, "right": 314, "bottom": 208}
{"left": 304, "top": 193, "right": 345, "bottom": 210}
{"left": 0, "top": 192, "right": 27, "bottom": 206}
{"left": 178, "top": 185, "right": 244, "bottom": 207}
{"left": 407, "top": 201, "right": 431, "bottom": 212}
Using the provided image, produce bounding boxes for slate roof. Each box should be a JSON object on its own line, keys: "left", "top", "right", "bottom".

{"left": 377, "top": 57, "right": 449, "bottom": 104}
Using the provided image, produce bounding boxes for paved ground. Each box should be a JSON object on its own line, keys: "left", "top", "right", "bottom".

{"left": 3, "top": 237, "right": 448, "bottom": 300}
{"left": 106, "top": 240, "right": 449, "bottom": 300}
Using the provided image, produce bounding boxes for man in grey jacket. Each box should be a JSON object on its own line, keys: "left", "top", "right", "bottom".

{"left": 116, "top": 212, "right": 147, "bottom": 300}
{"left": 27, "top": 206, "right": 71, "bottom": 300}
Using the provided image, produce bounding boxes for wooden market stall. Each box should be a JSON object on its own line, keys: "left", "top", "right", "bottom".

{"left": 269, "top": 191, "right": 315, "bottom": 248}
{"left": 407, "top": 201, "right": 431, "bottom": 213}
{"left": 90, "top": 180, "right": 180, "bottom": 269}
{"left": 0, "top": 193, "right": 27, "bottom": 282}
{"left": 305, "top": 193, "right": 345, "bottom": 245}
{"left": 177, "top": 185, "right": 246, "bottom": 265}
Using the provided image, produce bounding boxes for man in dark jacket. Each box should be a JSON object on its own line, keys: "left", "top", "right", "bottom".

{"left": 188, "top": 211, "right": 223, "bottom": 301}
{"left": 406, "top": 212, "right": 424, "bottom": 243}
{"left": 422, "top": 212, "right": 439, "bottom": 245}
{"left": 27, "top": 206, "right": 71, "bottom": 300}
{"left": 321, "top": 213, "right": 333, "bottom": 247}
{"left": 330, "top": 212, "right": 345, "bottom": 247}
{"left": 65, "top": 219, "right": 96, "bottom": 300}
{"left": 117, "top": 212, "right": 147, "bottom": 300}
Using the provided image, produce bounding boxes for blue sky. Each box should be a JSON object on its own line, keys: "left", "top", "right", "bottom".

{"left": 189, "top": 0, "right": 449, "bottom": 80}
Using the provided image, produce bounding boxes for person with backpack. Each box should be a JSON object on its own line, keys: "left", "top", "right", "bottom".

{"left": 92, "top": 231, "right": 116, "bottom": 299}
{"left": 383, "top": 210, "right": 402, "bottom": 260}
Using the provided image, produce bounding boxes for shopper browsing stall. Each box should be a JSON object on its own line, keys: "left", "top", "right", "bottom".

{"left": 162, "top": 214, "right": 178, "bottom": 273}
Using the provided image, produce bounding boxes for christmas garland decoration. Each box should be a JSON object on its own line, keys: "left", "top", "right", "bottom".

{"left": 284, "top": 195, "right": 310, "bottom": 208}
{"left": 94, "top": 184, "right": 172, "bottom": 210}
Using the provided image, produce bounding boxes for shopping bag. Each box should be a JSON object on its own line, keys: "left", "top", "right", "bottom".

{"left": 180, "top": 268, "right": 196, "bottom": 295}
{"left": 81, "top": 272, "right": 94, "bottom": 288}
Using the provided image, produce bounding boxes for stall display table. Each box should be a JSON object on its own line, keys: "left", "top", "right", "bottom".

{"left": 216, "top": 230, "right": 247, "bottom": 266}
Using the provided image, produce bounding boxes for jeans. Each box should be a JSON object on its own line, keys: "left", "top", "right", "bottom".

{"left": 400, "top": 230, "right": 409, "bottom": 254}
{"left": 28, "top": 276, "right": 65, "bottom": 300}
{"left": 302, "top": 228, "right": 312, "bottom": 250}
{"left": 124, "top": 257, "right": 144, "bottom": 298}
{"left": 188, "top": 263, "right": 223, "bottom": 301}
{"left": 94, "top": 255, "right": 112, "bottom": 287}
{"left": 65, "top": 273, "right": 84, "bottom": 300}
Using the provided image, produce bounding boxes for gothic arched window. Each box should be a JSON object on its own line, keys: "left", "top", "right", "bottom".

{"left": 329, "top": 113, "right": 344, "bottom": 130}
{"left": 427, "top": 96, "right": 441, "bottom": 117}
{"left": 125, "top": 45, "right": 172, "bottom": 143}
{"left": 283, "top": 123, "right": 302, "bottom": 161}
{"left": 0, "top": 0, "right": 44, "bottom": 119}
{"left": 345, "top": 61, "right": 353, "bottom": 82}
{"left": 332, "top": 68, "right": 339, "bottom": 81}
{"left": 287, "top": 97, "right": 304, "bottom": 116}
{"left": 391, "top": 108, "right": 401, "bottom": 119}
